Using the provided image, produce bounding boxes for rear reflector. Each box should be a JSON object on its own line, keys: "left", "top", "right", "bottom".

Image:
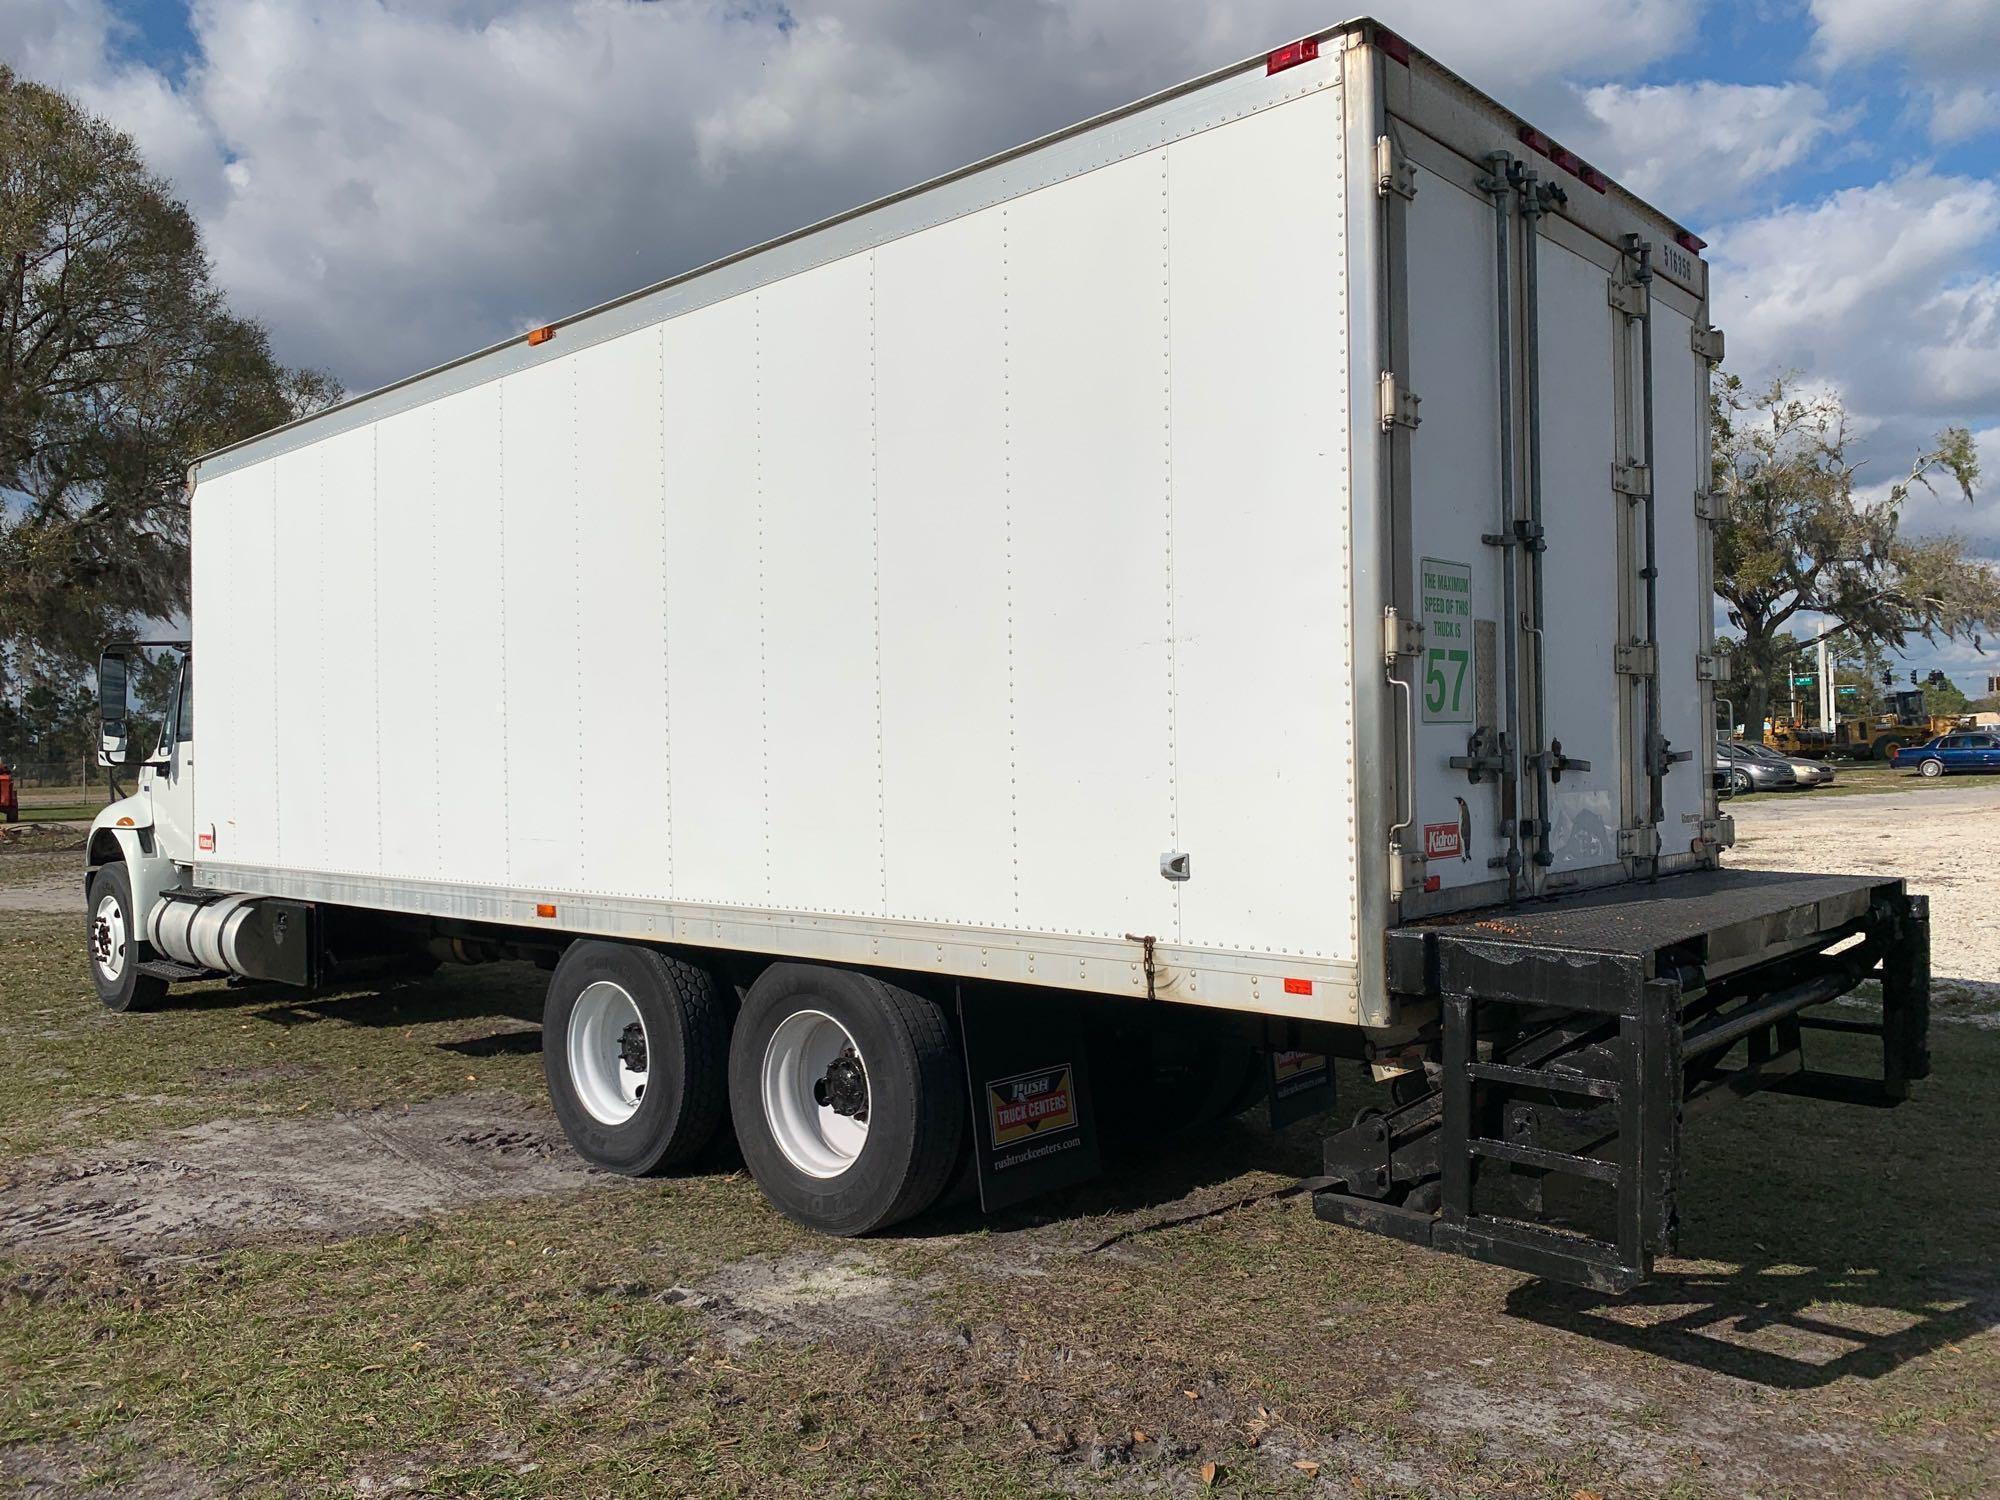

{"left": 1266, "top": 37, "right": 1318, "bottom": 75}
{"left": 1376, "top": 28, "right": 1412, "bottom": 65}
{"left": 535, "top": 903, "right": 557, "bottom": 918}
{"left": 1518, "top": 125, "right": 1610, "bottom": 193}
{"left": 1283, "top": 977, "right": 1313, "bottom": 996}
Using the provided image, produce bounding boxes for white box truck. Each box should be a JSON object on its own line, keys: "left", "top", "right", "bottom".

{"left": 85, "top": 18, "right": 1928, "bottom": 1289}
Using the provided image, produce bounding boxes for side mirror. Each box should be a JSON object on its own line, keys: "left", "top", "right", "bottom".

{"left": 98, "top": 649, "right": 130, "bottom": 766}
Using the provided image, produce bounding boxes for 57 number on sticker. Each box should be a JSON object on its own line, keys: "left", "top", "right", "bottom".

{"left": 1419, "top": 557, "right": 1473, "bottom": 724}
{"left": 1424, "top": 646, "right": 1470, "bottom": 718}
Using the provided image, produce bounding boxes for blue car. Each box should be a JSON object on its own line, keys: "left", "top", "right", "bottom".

{"left": 1896, "top": 731, "right": 2000, "bottom": 777}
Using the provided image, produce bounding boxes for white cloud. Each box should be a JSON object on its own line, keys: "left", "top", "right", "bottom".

{"left": 1712, "top": 171, "right": 2000, "bottom": 561}
{"left": 1809, "top": 0, "right": 2000, "bottom": 144}
{"left": 1712, "top": 171, "right": 2000, "bottom": 419}
{"left": 2, "top": 0, "right": 1707, "bottom": 391}
{"left": 1573, "top": 81, "right": 1854, "bottom": 218}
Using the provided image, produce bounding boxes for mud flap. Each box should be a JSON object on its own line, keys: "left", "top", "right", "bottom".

{"left": 957, "top": 988, "right": 1102, "bottom": 1213}
{"left": 1266, "top": 1051, "right": 1336, "bottom": 1128}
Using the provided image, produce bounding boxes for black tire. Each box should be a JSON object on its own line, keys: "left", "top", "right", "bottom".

{"left": 729, "top": 964, "right": 966, "bottom": 1236}
{"left": 542, "top": 941, "right": 732, "bottom": 1176}
{"left": 86, "top": 862, "right": 169, "bottom": 1013}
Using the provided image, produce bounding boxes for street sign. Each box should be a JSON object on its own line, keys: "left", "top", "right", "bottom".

{"left": 1792, "top": 675, "right": 1815, "bottom": 686}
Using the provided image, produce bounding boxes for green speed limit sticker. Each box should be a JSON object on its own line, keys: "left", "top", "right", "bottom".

{"left": 1419, "top": 557, "right": 1472, "bottom": 724}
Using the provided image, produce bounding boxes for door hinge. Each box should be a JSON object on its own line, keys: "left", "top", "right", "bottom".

{"left": 1696, "top": 652, "right": 1730, "bottom": 683}
{"left": 1612, "top": 461, "right": 1650, "bottom": 499}
{"left": 1607, "top": 278, "right": 1650, "bottom": 318}
{"left": 1388, "top": 839, "right": 1428, "bottom": 898}
{"left": 1694, "top": 814, "right": 1736, "bottom": 853}
{"left": 1382, "top": 605, "right": 1425, "bottom": 666}
{"left": 1691, "top": 324, "right": 1726, "bottom": 363}
{"left": 1375, "top": 135, "right": 1417, "bottom": 200}
{"left": 1614, "top": 642, "right": 1658, "bottom": 677}
{"left": 1694, "top": 488, "right": 1727, "bottom": 523}
{"left": 1380, "top": 371, "right": 1422, "bottom": 431}
{"left": 1618, "top": 824, "right": 1661, "bottom": 860}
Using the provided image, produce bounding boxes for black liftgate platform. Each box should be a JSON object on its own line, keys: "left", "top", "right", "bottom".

{"left": 1315, "top": 869, "right": 1930, "bottom": 1292}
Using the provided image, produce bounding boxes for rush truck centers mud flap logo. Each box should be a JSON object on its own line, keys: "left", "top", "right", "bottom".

{"left": 986, "top": 1065, "right": 1079, "bottom": 1157}
{"left": 1266, "top": 1050, "right": 1336, "bottom": 1127}
{"left": 957, "top": 991, "right": 1101, "bottom": 1213}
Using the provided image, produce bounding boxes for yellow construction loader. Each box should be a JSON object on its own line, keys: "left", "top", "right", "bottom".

{"left": 1765, "top": 688, "right": 1971, "bottom": 761}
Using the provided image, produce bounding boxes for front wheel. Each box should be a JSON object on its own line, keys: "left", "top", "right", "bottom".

{"left": 730, "top": 964, "right": 966, "bottom": 1236}
{"left": 543, "top": 941, "right": 733, "bottom": 1175}
{"left": 1731, "top": 768, "right": 1754, "bottom": 794}
{"left": 86, "top": 862, "right": 168, "bottom": 1013}
{"left": 1918, "top": 757, "right": 1945, "bottom": 779}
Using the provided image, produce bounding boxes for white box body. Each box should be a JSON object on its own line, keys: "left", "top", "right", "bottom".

{"left": 189, "top": 22, "right": 1718, "bottom": 1029}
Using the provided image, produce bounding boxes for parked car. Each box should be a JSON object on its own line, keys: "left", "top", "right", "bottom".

{"left": 1734, "top": 739, "right": 1836, "bottom": 787}
{"left": 1892, "top": 731, "right": 2000, "bottom": 777}
{"left": 1715, "top": 740, "right": 1801, "bottom": 794}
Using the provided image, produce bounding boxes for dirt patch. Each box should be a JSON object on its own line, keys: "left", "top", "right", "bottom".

{"left": 0, "top": 847, "right": 85, "bottom": 913}
{"left": 0, "top": 1093, "right": 597, "bottom": 1260}
{"left": 0, "top": 1441, "right": 218, "bottom": 1500}
{"left": 665, "top": 1248, "right": 937, "bottom": 1353}
{"left": 0, "top": 822, "right": 87, "bottom": 852}
{"left": 1730, "top": 778, "right": 2000, "bottom": 1026}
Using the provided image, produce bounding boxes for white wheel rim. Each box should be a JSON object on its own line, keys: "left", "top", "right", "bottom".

{"left": 568, "top": 981, "right": 649, "bottom": 1126}
{"left": 762, "top": 1009, "right": 870, "bottom": 1179}
{"left": 91, "top": 893, "right": 127, "bottom": 983}
{"left": 1922, "top": 760, "right": 1941, "bottom": 777}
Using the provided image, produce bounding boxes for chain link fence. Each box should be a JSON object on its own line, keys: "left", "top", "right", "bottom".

{"left": 0, "top": 759, "right": 112, "bottom": 807}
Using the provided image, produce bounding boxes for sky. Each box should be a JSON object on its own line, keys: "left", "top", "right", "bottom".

{"left": 4, "top": 0, "right": 1998, "bottom": 694}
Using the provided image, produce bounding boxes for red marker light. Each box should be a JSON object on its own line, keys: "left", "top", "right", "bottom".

{"left": 1283, "top": 977, "right": 1313, "bottom": 996}
{"left": 1676, "top": 229, "right": 1708, "bottom": 254}
{"left": 1518, "top": 125, "right": 1554, "bottom": 156}
{"left": 1577, "top": 163, "right": 1610, "bottom": 193}
{"left": 527, "top": 325, "right": 555, "bottom": 347}
{"left": 1266, "top": 37, "right": 1319, "bottom": 75}
{"left": 535, "top": 902, "right": 557, "bottom": 919}
{"left": 1376, "top": 28, "right": 1412, "bottom": 65}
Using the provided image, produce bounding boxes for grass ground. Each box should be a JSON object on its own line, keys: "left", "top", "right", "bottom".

{"left": 2, "top": 908, "right": 1995, "bottom": 1497}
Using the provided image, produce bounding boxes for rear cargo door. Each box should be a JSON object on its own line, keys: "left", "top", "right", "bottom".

{"left": 1645, "top": 284, "right": 1716, "bottom": 855}
{"left": 1398, "top": 150, "right": 1511, "bottom": 901}
{"left": 1527, "top": 221, "right": 1629, "bottom": 885}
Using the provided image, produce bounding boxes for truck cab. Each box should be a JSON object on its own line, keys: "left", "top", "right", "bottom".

{"left": 85, "top": 641, "right": 196, "bottom": 1010}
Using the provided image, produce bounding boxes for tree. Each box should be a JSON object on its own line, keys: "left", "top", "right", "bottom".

{"left": 1919, "top": 673, "right": 1969, "bottom": 721}
{"left": 1712, "top": 372, "right": 1999, "bottom": 738}
{"left": 1731, "top": 630, "right": 1893, "bottom": 728}
{"left": 0, "top": 64, "right": 338, "bottom": 690}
